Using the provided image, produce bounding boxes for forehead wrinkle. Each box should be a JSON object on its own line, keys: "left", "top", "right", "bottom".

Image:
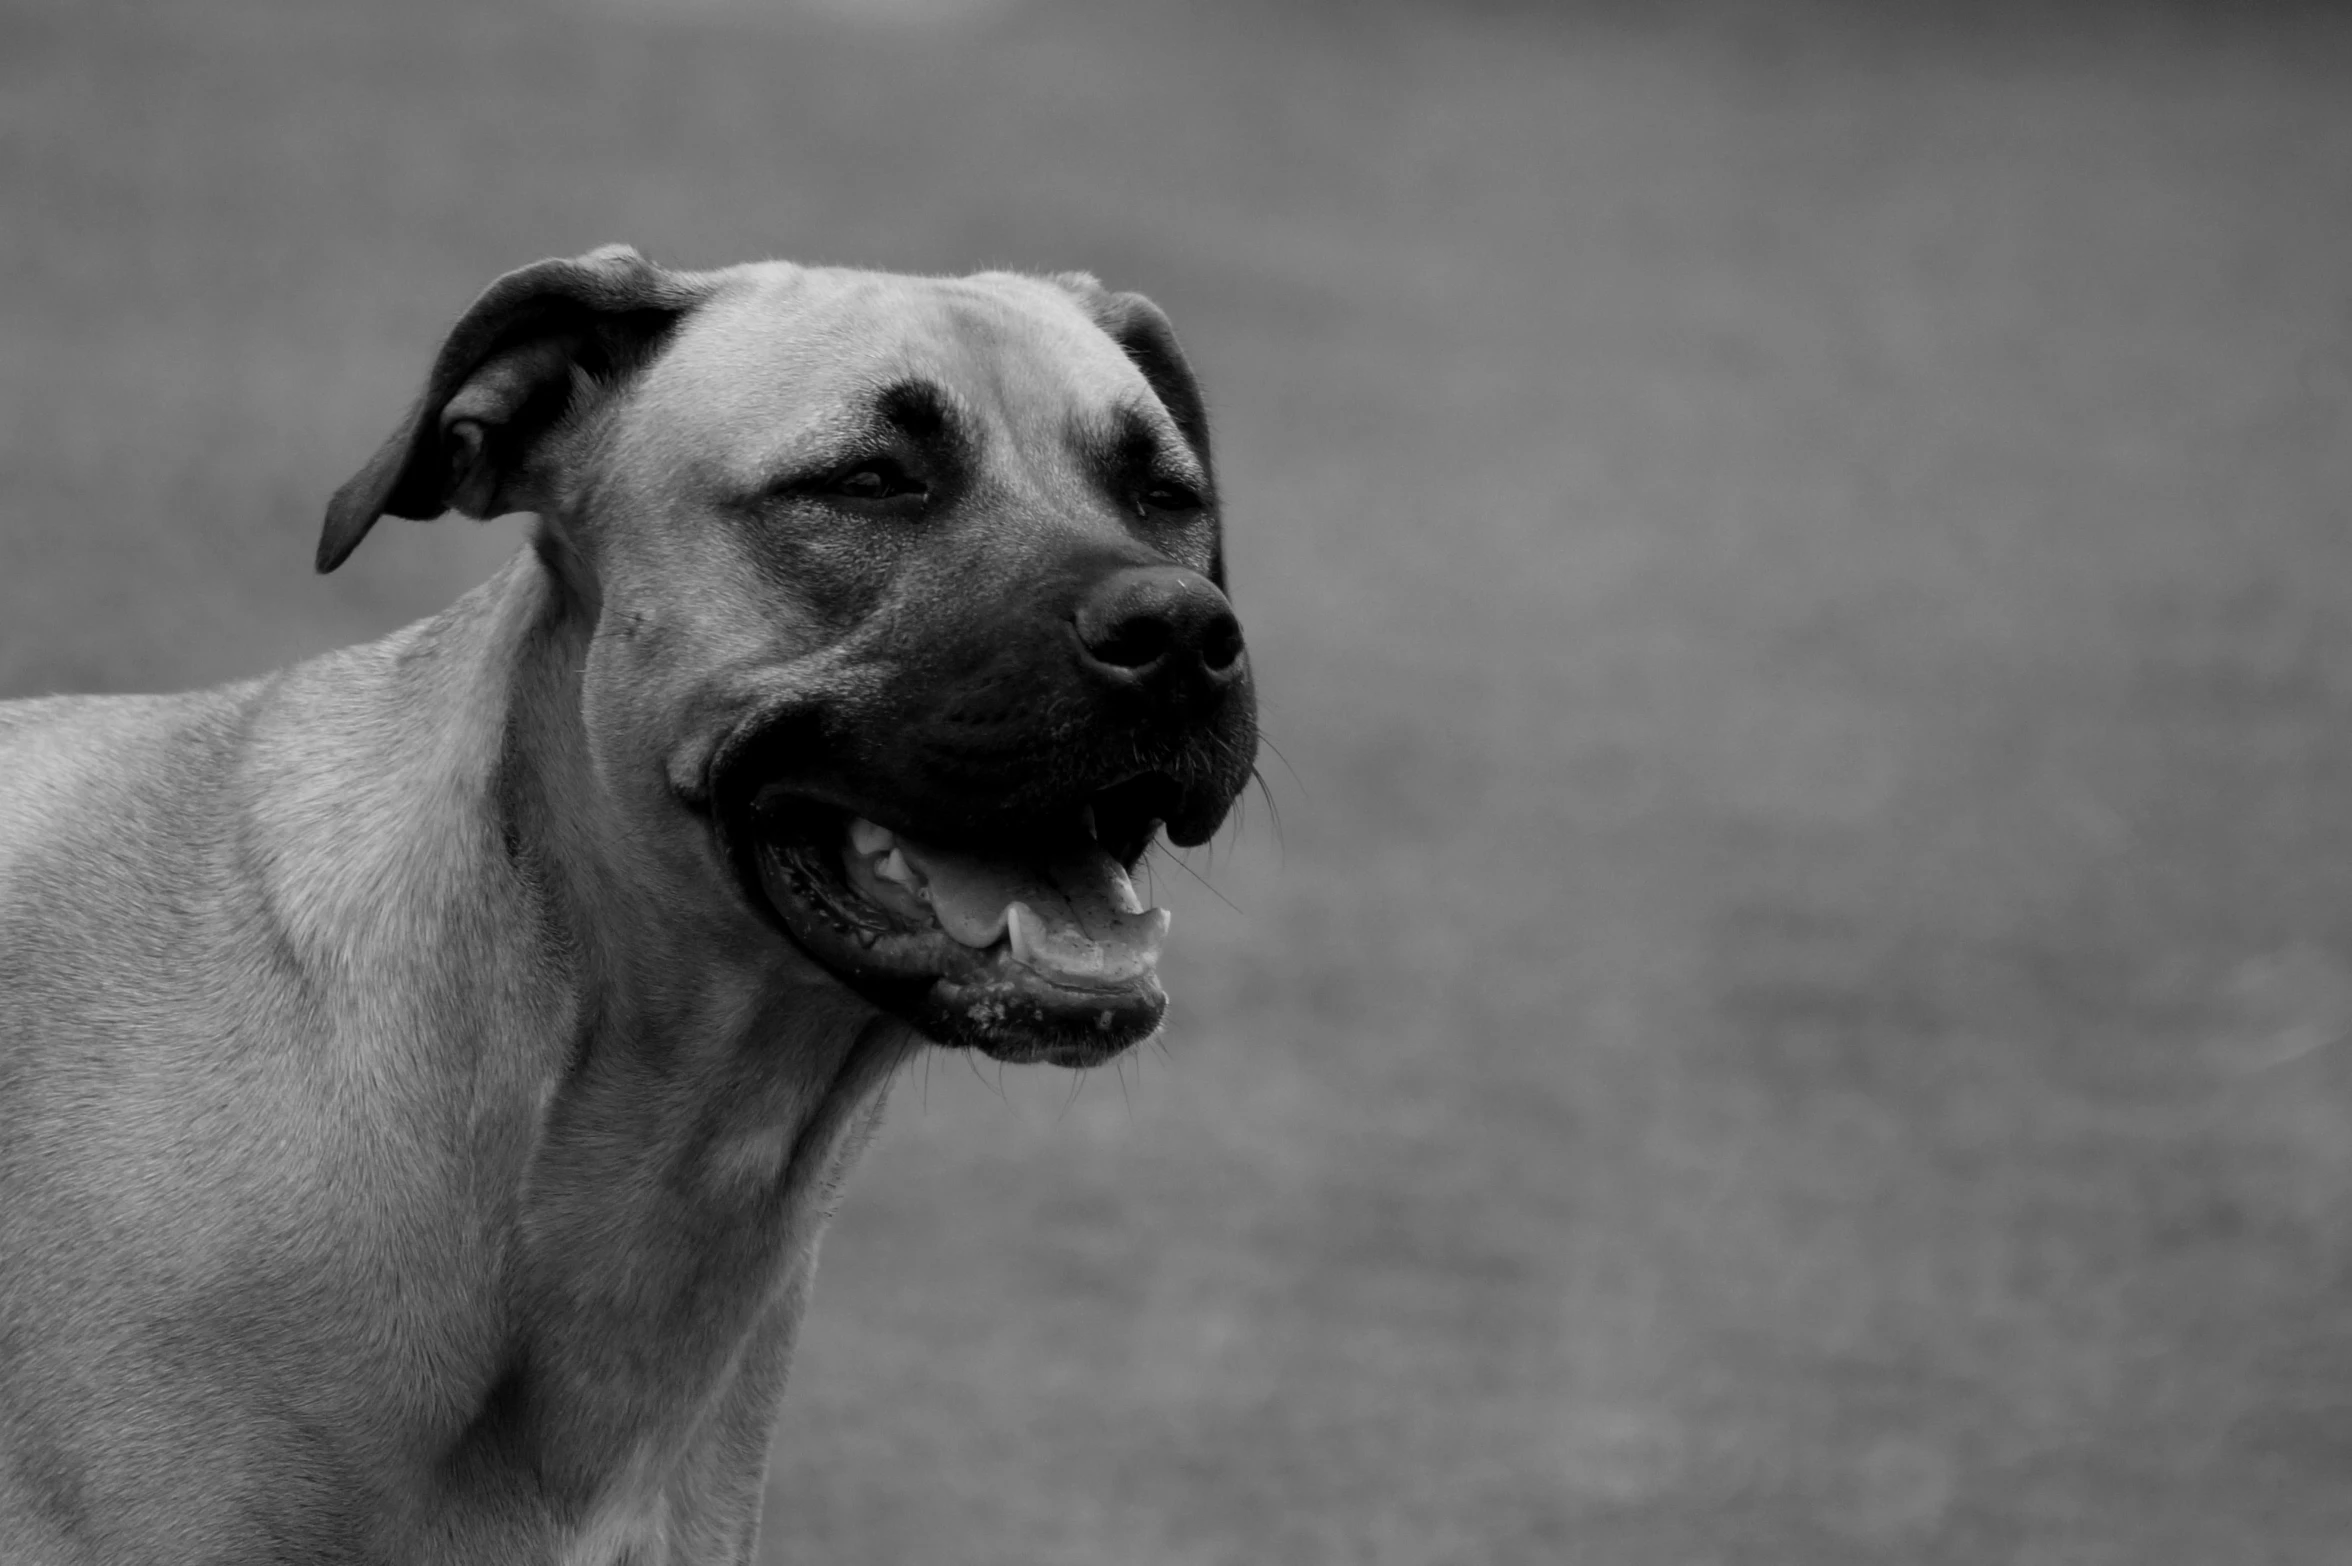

{"left": 721, "top": 390, "right": 879, "bottom": 485}
{"left": 928, "top": 294, "right": 1168, "bottom": 476}
{"left": 1070, "top": 397, "right": 1203, "bottom": 486}
{"left": 872, "top": 376, "right": 976, "bottom": 450}
{"left": 935, "top": 293, "right": 1203, "bottom": 481}
{"left": 732, "top": 374, "right": 977, "bottom": 484}
{"left": 654, "top": 272, "right": 1158, "bottom": 488}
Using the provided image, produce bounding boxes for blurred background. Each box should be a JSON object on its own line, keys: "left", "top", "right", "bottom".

{"left": 6, "top": 0, "right": 2352, "bottom": 1559}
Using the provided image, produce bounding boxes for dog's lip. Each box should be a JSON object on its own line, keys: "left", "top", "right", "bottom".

{"left": 728, "top": 790, "right": 1171, "bottom": 1063}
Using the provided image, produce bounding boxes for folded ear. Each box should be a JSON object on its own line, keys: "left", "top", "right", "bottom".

{"left": 1053, "top": 275, "right": 1223, "bottom": 587}
{"left": 1050, "top": 274, "right": 1213, "bottom": 481}
{"left": 317, "top": 244, "right": 715, "bottom": 573}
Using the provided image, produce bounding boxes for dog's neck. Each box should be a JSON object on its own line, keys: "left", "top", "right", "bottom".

{"left": 312, "top": 548, "right": 912, "bottom": 1527}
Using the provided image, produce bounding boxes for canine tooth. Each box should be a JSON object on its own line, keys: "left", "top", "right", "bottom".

{"left": 875, "top": 848, "right": 923, "bottom": 894}
{"left": 1006, "top": 901, "right": 1041, "bottom": 967}
{"left": 1102, "top": 860, "right": 1144, "bottom": 916}
{"left": 847, "top": 817, "right": 895, "bottom": 857}
{"left": 1006, "top": 901, "right": 1108, "bottom": 978}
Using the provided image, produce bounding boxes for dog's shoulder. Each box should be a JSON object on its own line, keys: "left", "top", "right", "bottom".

{"left": 0, "top": 687, "right": 262, "bottom": 874}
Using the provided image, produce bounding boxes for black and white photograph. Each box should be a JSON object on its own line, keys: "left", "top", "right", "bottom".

{"left": 2, "top": 1, "right": 2349, "bottom": 1561}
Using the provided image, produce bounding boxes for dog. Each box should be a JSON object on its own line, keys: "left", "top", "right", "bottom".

{"left": 0, "top": 245, "right": 1255, "bottom": 1564}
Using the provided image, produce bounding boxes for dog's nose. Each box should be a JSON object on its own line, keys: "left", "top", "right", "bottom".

{"left": 1073, "top": 567, "right": 1245, "bottom": 705}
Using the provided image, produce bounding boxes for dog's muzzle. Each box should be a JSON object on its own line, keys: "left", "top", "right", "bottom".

{"left": 709, "top": 564, "right": 1256, "bottom": 1067}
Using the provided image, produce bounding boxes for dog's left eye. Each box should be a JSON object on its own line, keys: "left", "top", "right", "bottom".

{"left": 830, "top": 460, "right": 926, "bottom": 502}
{"left": 1137, "top": 480, "right": 1204, "bottom": 514}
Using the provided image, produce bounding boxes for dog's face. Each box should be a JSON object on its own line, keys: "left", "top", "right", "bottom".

{"left": 321, "top": 249, "right": 1255, "bottom": 1067}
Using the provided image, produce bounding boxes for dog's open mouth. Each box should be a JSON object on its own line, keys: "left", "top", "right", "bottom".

{"left": 735, "top": 777, "right": 1181, "bottom": 1066}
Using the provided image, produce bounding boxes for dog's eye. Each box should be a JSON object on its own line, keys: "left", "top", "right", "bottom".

{"left": 1137, "top": 480, "right": 1204, "bottom": 514}
{"left": 830, "top": 460, "right": 925, "bottom": 502}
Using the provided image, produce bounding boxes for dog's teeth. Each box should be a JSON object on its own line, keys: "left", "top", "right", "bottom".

{"left": 1006, "top": 901, "right": 1041, "bottom": 967}
{"left": 847, "top": 817, "right": 895, "bottom": 857}
{"left": 875, "top": 848, "right": 923, "bottom": 896}
{"left": 840, "top": 833, "right": 936, "bottom": 928}
{"left": 1006, "top": 900, "right": 1102, "bottom": 975}
{"left": 1102, "top": 860, "right": 1144, "bottom": 915}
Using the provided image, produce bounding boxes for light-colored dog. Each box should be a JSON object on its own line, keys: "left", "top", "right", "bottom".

{"left": 0, "top": 246, "right": 1255, "bottom": 1564}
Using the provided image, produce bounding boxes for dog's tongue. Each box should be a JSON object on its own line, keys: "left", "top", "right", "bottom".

{"left": 856, "top": 822, "right": 1169, "bottom": 986}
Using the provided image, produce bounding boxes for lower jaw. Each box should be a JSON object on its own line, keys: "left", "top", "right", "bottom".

{"left": 922, "top": 969, "right": 1167, "bottom": 1064}
{"left": 753, "top": 841, "right": 1167, "bottom": 1065}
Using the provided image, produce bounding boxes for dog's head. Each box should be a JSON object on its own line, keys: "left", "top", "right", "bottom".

{"left": 320, "top": 246, "right": 1256, "bottom": 1068}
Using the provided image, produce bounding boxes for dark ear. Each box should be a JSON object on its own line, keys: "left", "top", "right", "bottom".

{"left": 1054, "top": 275, "right": 1226, "bottom": 585}
{"left": 1052, "top": 275, "right": 1213, "bottom": 480}
{"left": 316, "top": 244, "right": 713, "bottom": 573}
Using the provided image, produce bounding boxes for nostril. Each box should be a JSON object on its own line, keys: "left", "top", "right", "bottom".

{"left": 1074, "top": 566, "right": 1246, "bottom": 687}
{"left": 1199, "top": 612, "right": 1244, "bottom": 675}
{"left": 1087, "top": 612, "right": 1175, "bottom": 671}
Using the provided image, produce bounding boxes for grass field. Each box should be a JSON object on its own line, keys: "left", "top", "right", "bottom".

{"left": 6, "top": 1, "right": 2352, "bottom": 1560}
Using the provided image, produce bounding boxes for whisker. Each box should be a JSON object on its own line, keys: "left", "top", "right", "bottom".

{"left": 1152, "top": 838, "right": 1243, "bottom": 913}
{"left": 1257, "top": 732, "right": 1307, "bottom": 801}
{"left": 963, "top": 1049, "right": 1010, "bottom": 1105}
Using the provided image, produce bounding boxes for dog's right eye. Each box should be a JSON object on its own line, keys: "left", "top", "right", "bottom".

{"left": 829, "top": 460, "right": 925, "bottom": 502}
